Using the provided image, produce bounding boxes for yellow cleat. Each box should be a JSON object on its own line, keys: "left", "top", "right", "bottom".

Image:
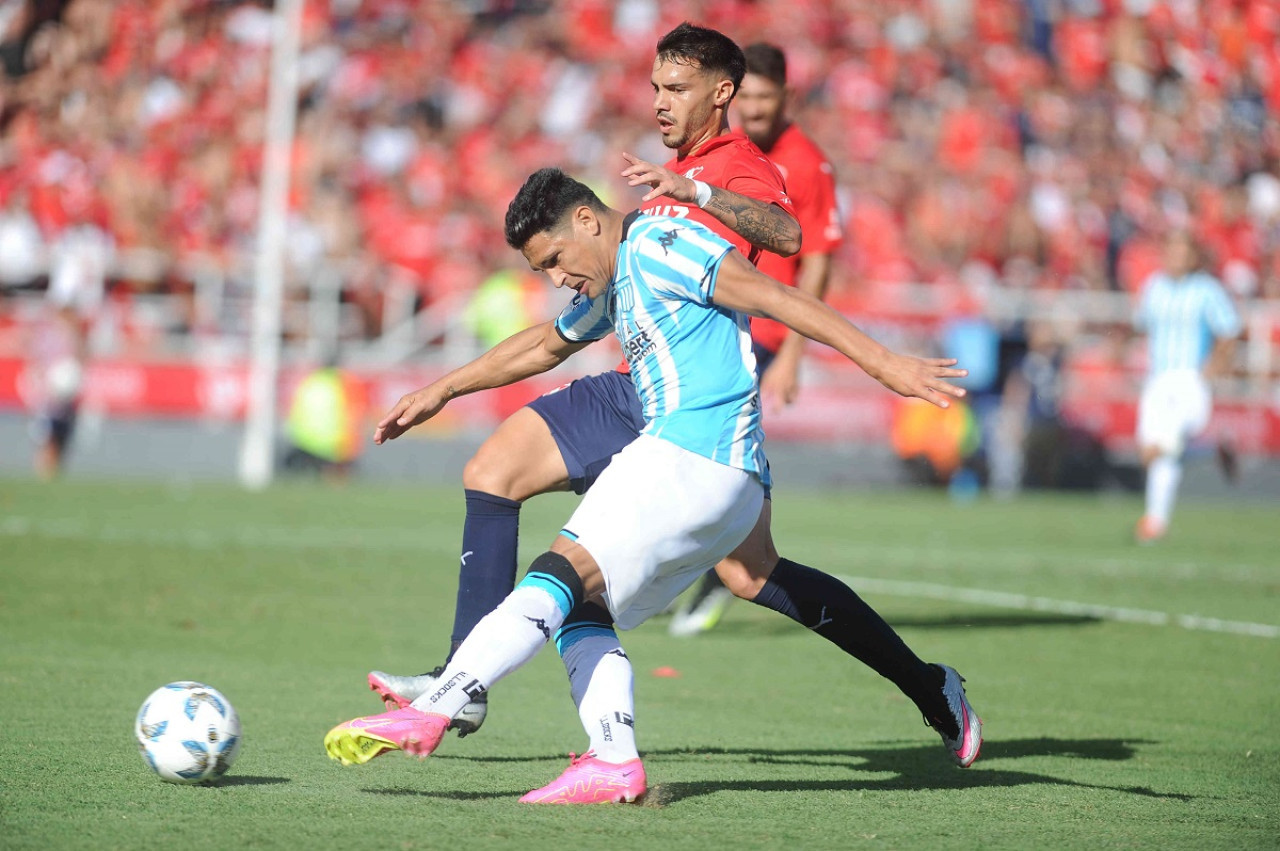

{"left": 324, "top": 707, "right": 450, "bottom": 765}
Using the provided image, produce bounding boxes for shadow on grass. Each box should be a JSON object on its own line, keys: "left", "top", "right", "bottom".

{"left": 365, "top": 738, "right": 1191, "bottom": 805}
{"left": 885, "top": 613, "right": 1101, "bottom": 629}
{"left": 212, "top": 775, "right": 292, "bottom": 787}
{"left": 705, "top": 611, "right": 1100, "bottom": 637}
{"left": 365, "top": 788, "right": 534, "bottom": 801}
{"left": 642, "top": 739, "right": 1191, "bottom": 804}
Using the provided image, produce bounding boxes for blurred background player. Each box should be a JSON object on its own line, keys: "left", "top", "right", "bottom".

{"left": 281, "top": 355, "right": 369, "bottom": 483}
{"left": 24, "top": 203, "right": 111, "bottom": 479}
{"left": 670, "top": 41, "right": 845, "bottom": 636}
{"left": 1132, "top": 230, "right": 1242, "bottom": 543}
{"left": 27, "top": 301, "right": 87, "bottom": 480}
{"left": 461, "top": 268, "right": 547, "bottom": 350}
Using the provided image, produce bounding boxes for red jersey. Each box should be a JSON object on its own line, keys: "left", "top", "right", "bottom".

{"left": 637, "top": 130, "right": 793, "bottom": 267}
{"left": 616, "top": 131, "right": 794, "bottom": 375}
{"left": 751, "top": 123, "right": 843, "bottom": 353}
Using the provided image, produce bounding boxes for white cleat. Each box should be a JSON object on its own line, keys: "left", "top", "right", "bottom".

{"left": 668, "top": 586, "right": 735, "bottom": 637}
{"left": 367, "top": 667, "right": 488, "bottom": 737}
{"left": 929, "top": 663, "right": 983, "bottom": 767}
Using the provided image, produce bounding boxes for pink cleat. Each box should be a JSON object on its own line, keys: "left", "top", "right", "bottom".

{"left": 324, "top": 706, "right": 449, "bottom": 766}
{"left": 929, "top": 664, "right": 983, "bottom": 768}
{"left": 367, "top": 669, "right": 488, "bottom": 737}
{"left": 519, "top": 751, "right": 646, "bottom": 804}
{"left": 1134, "top": 515, "right": 1166, "bottom": 545}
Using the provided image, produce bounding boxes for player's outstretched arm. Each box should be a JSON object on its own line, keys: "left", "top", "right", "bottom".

{"left": 621, "top": 152, "right": 801, "bottom": 257}
{"left": 374, "top": 320, "right": 589, "bottom": 443}
{"left": 711, "top": 251, "right": 967, "bottom": 408}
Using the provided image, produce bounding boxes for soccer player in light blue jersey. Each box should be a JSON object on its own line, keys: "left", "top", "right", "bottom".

{"left": 325, "top": 169, "right": 981, "bottom": 802}
{"left": 1133, "top": 230, "right": 1242, "bottom": 543}
{"left": 365, "top": 24, "right": 983, "bottom": 781}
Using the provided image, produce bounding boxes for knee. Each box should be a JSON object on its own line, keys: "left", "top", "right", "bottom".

{"left": 525, "top": 551, "right": 585, "bottom": 613}
{"left": 714, "top": 547, "right": 778, "bottom": 600}
{"left": 462, "top": 410, "right": 569, "bottom": 500}
{"left": 462, "top": 443, "right": 520, "bottom": 498}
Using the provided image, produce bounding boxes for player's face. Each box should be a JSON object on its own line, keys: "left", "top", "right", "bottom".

{"left": 651, "top": 57, "right": 731, "bottom": 154}
{"left": 736, "top": 72, "right": 787, "bottom": 151}
{"left": 522, "top": 216, "right": 611, "bottom": 300}
{"left": 1163, "top": 233, "right": 1195, "bottom": 278}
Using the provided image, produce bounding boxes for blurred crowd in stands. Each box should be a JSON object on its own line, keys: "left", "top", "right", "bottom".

{"left": 1, "top": 0, "right": 1278, "bottom": 351}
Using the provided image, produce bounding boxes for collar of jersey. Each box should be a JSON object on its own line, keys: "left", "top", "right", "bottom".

{"left": 683, "top": 129, "right": 749, "bottom": 161}
{"left": 620, "top": 209, "right": 641, "bottom": 243}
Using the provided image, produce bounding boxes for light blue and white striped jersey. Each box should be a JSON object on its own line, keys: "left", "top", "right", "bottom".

{"left": 555, "top": 213, "right": 769, "bottom": 485}
{"left": 1134, "top": 270, "right": 1241, "bottom": 374}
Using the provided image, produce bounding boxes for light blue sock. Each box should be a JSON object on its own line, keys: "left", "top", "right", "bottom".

{"left": 557, "top": 621, "right": 637, "bottom": 762}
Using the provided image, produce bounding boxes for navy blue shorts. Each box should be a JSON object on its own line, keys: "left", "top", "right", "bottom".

{"left": 529, "top": 349, "right": 777, "bottom": 496}
{"left": 527, "top": 370, "right": 645, "bottom": 495}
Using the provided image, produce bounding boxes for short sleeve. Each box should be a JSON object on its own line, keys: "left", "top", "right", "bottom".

{"left": 631, "top": 220, "right": 733, "bottom": 305}
{"left": 1204, "top": 278, "right": 1242, "bottom": 339}
{"left": 554, "top": 292, "right": 612, "bottom": 343}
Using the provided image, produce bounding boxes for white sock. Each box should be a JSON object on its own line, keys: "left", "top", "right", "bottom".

{"left": 1146, "top": 455, "right": 1181, "bottom": 526}
{"left": 576, "top": 648, "right": 638, "bottom": 764}
{"left": 410, "top": 583, "right": 565, "bottom": 719}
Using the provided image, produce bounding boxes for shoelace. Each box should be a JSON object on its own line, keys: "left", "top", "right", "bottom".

{"left": 568, "top": 750, "right": 598, "bottom": 766}
{"left": 922, "top": 712, "right": 961, "bottom": 741}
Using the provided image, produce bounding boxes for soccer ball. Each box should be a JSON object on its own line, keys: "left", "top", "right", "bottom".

{"left": 135, "top": 681, "right": 242, "bottom": 784}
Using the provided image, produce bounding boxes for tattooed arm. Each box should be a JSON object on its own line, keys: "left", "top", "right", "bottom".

{"left": 700, "top": 183, "right": 801, "bottom": 257}
{"left": 621, "top": 152, "right": 801, "bottom": 257}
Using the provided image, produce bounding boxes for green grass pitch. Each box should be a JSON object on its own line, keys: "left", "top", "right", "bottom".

{"left": 1, "top": 477, "right": 1276, "bottom": 849}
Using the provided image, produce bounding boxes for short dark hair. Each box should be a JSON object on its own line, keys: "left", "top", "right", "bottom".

{"left": 656, "top": 22, "right": 746, "bottom": 95}
{"left": 504, "top": 168, "right": 606, "bottom": 250}
{"left": 744, "top": 43, "right": 787, "bottom": 87}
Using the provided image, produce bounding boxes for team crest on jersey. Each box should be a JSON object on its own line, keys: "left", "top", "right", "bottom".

{"left": 612, "top": 275, "right": 635, "bottom": 314}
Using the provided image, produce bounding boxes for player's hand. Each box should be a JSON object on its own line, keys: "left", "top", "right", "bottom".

{"left": 759, "top": 358, "right": 800, "bottom": 413}
{"left": 373, "top": 386, "right": 449, "bottom": 444}
{"left": 876, "top": 355, "right": 968, "bottom": 409}
{"left": 621, "top": 152, "right": 697, "bottom": 204}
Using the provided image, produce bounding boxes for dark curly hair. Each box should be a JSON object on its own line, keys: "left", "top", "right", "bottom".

{"left": 504, "top": 168, "right": 606, "bottom": 250}
{"left": 655, "top": 22, "right": 746, "bottom": 96}
{"left": 744, "top": 43, "right": 787, "bottom": 87}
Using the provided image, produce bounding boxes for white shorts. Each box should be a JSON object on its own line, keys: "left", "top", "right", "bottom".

{"left": 562, "top": 434, "right": 764, "bottom": 631}
{"left": 1137, "top": 370, "right": 1211, "bottom": 455}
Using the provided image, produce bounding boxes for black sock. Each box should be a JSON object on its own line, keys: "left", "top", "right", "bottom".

{"left": 448, "top": 489, "right": 521, "bottom": 657}
{"left": 752, "top": 558, "right": 947, "bottom": 722}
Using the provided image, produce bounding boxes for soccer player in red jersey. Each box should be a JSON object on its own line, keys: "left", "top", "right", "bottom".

{"left": 670, "top": 42, "right": 849, "bottom": 635}
{"left": 738, "top": 43, "right": 845, "bottom": 408}
{"left": 362, "top": 24, "right": 981, "bottom": 778}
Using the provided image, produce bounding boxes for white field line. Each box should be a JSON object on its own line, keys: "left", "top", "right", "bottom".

{"left": 3, "top": 516, "right": 1276, "bottom": 639}
{"left": 838, "top": 574, "right": 1280, "bottom": 640}
{"left": 0, "top": 516, "right": 441, "bottom": 552}
{"left": 802, "top": 539, "right": 1270, "bottom": 585}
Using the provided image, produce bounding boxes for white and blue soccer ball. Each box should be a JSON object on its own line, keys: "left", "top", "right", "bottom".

{"left": 135, "top": 681, "right": 242, "bottom": 784}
